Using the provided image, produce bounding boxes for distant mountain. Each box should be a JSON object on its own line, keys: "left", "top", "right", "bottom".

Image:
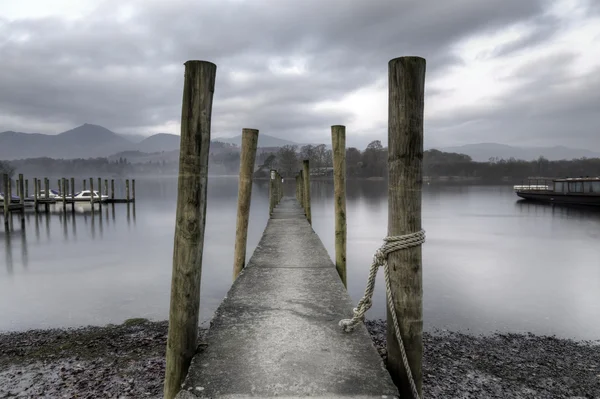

{"left": 137, "top": 133, "right": 180, "bottom": 153}
{"left": 217, "top": 134, "right": 301, "bottom": 148}
{"left": 119, "top": 133, "right": 148, "bottom": 144}
{"left": 439, "top": 143, "right": 600, "bottom": 162}
{"left": 0, "top": 123, "right": 133, "bottom": 160}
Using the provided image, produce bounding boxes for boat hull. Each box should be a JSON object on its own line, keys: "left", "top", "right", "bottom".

{"left": 516, "top": 191, "right": 600, "bottom": 206}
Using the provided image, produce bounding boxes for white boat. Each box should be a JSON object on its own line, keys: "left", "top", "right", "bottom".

{"left": 37, "top": 189, "right": 61, "bottom": 199}
{"left": 66, "top": 190, "right": 108, "bottom": 202}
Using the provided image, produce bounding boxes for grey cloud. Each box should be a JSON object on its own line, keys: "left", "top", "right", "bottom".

{"left": 0, "top": 0, "right": 581, "bottom": 151}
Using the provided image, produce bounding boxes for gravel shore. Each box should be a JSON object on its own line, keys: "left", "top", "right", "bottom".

{"left": 1, "top": 318, "right": 599, "bottom": 398}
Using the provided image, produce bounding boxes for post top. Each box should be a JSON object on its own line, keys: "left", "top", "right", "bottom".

{"left": 183, "top": 60, "right": 217, "bottom": 68}
{"left": 388, "top": 56, "right": 426, "bottom": 65}
{"left": 331, "top": 125, "right": 346, "bottom": 128}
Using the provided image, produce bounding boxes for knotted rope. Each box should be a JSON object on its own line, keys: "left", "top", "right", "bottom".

{"left": 339, "top": 230, "right": 426, "bottom": 399}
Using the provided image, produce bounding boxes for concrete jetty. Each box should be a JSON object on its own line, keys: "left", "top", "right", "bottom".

{"left": 176, "top": 197, "right": 399, "bottom": 398}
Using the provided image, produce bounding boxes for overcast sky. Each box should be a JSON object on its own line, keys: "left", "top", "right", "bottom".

{"left": 1, "top": 0, "right": 599, "bottom": 149}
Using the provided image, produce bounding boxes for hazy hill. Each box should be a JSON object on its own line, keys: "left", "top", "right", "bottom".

{"left": 439, "top": 143, "right": 600, "bottom": 162}
{"left": 137, "top": 133, "right": 181, "bottom": 153}
{"left": 0, "top": 124, "right": 134, "bottom": 160}
{"left": 218, "top": 134, "right": 301, "bottom": 148}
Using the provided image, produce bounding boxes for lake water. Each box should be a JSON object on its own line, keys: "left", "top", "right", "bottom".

{"left": 1, "top": 177, "right": 599, "bottom": 340}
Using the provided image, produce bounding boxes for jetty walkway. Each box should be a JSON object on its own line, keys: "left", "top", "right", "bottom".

{"left": 175, "top": 198, "right": 399, "bottom": 398}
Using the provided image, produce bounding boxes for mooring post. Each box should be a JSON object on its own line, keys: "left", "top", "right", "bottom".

{"left": 70, "top": 177, "right": 75, "bottom": 210}
{"left": 274, "top": 171, "right": 280, "bottom": 205}
{"left": 25, "top": 179, "right": 29, "bottom": 199}
{"left": 164, "top": 60, "right": 216, "bottom": 399}
{"left": 302, "top": 160, "right": 311, "bottom": 224}
{"left": 44, "top": 178, "right": 49, "bottom": 212}
{"left": 33, "top": 178, "right": 38, "bottom": 212}
{"left": 62, "top": 178, "right": 67, "bottom": 210}
{"left": 2, "top": 174, "right": 8, "bottom": 226}
{"left": 269, "top": 169, "right": 276, "bottom": 215}
{"left": 126, "top": 179, "right": 130, "bottom": 202}
{"left": 111, "top": 179, "right": 115, "bottom": 200}
{"left": 104, "top": 179, "right": 108, "bottom": 197}
{"left": 387, "top": 56, "right": 426, "bottom": 397}
{"left": 332, "top": 125, "right": 347, "bottom": 287}
{"left": 83, "top": 179, "right": 87, "bottom": 191}
{"left": 8, "top": 178, "right": 12, "bottom": 203}
{"left": 65, "top": 179, "right": 69, "bottom": 199}
{"left": 18, "top": 174, "right": 25, "bottom": 206}
{"left": 279, "top": 173, "right": 283, "bottom": 202}
{"left": 132, "top": 179, "right": 136, "bottom": 202}
{"left": 232, "top": 128, "right": 259, "bottom": 280}
{"left": 89, "top": 178, "right": 94, "bottom": 206}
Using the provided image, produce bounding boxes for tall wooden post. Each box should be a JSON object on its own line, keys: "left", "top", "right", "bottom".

{"left": 33, "top": 178, "right": 38, "bottom": 211}
{"left": 25, "top": 179, "right": 29, "bottom": 198}
{"left": 104, "top": 179, "right": 108, "bottom": 197}
{"left": 44, "top": 178, "right": 49, "bottom": 200}
{"left": 232, "top": 128, "right": 259, "bottom": 280}
{"left": 332, "top": 125, "right": 347, "bottom": 287}
{"left": 8, "top": 179, "right": 12, "bottom": 202}
{"left": 132, "top": 179, "right": 136, "bottom": 201}
{"left": 111, "top": 179, "right": 115, "bottom": 200}
{"left": 18, "top": 174, "right": 25, "bottom": 206}
{"left": 71, "top": 177, "right": 75, "bottom": 210}
{"left": 126, "top": 179, "right": 130, "bottom": 201}
{"left": 387, "top": 56, "right": 426, "bottom": 397}
{"left": 89, "top": 178, "right": 94, "bottom": 205}
{"left": 269, "top": 169, "right": 276, "bottom": 215}
{"left": 2, "top": 174, "right": 8, "bottom": 226}
{"left": 83, "top": 179, "right": 87, "bottom": 191}
{"left": 164, "top": 60, "right": 216, "bottom": 399}
{"left": 302, "top": 160, "right": 311, "bottom": 224}
{"left": 62, "top": 178, "right": 67, "bottom": 210}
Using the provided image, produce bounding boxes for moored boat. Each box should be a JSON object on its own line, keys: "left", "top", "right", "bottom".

{"left": 514, "top": 177, "right": 600, "bottom": 206}
{"left": 66, "top": 190, "right": 108, "bottom": 202}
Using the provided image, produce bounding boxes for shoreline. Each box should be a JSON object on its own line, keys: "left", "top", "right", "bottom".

{"left": 1, "top": 318, "right": 598, "bottom": 398}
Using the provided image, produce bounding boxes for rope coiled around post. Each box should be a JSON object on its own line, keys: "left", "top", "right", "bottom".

{"left": 339, "top": 230, "right": 425, "bottom": 399}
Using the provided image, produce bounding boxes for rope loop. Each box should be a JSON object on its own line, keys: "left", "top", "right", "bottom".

{"left": 338, "top": 229, "right": 425, "bottom": 399}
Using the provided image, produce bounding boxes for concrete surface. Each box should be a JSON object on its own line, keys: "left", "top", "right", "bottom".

{"left": 176, "top": 198, "right": 399, "bottom": 398}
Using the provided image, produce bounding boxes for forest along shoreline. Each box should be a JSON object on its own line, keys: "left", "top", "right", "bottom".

{"left": 1, "top": 318, "right": 599, "bottom": 398}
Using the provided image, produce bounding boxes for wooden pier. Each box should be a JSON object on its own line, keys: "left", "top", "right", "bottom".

{"left": 164, "top": 57, "right": 426, "bottom": 399}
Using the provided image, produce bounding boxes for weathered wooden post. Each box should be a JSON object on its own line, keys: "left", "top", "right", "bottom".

{"left": 83, "top": 179, "right": 87, "bottom": 191}
{"left": 44, "top": 178, "right": 49, "bottom": 212}
{"left": 33, "top": 178, "right": 38, "bottom": 212}
{"left": 269, "top": 169, "right": 276, "bottom": 215}
{"left": 70, "top": 177, "right": 75, "bottom": 210}
{"left": 2, "top": 174, "right": 8, "bottom": 226}
{"left": 387, "top": 56, "right": 426, "bottom": 397}
{"left": 8, "top": 179, "right": 12, "bottom": 202}
{"left": 111, "top": 179, "right": 115, "bottom": 200}
{"left": 132, "top": 179, "right": 136, "bottom": 202}
{"left": 164, "top": 60, "right": 216, "bottom": 399}
{"left": 89, "top": 178, "right": 94, "bottom": 206}
{"left": 302, "top": 160, "right": 311, "bottom": 224}
{"left": 279, "top": 173, "right": 283, "bottom": 202}
{"left": 126, "top": 179, "right": 130, "bottom": 201}
{"left": 62, "top": 178, "right": 67, "bottom": 210}
{"left": 18, "top": 174, "right": 25, "bottom": 208}
{"left": 104, "top": 179, "right": 108, "bottom": 197}
{"left": 232, "top": 128, "right": 259, "bottom": 280}
{"left": 331, "top": 125, "right": 347, "bottom": 287}
{"left": 25, "top": 179, "right": 29, "bottom": 199}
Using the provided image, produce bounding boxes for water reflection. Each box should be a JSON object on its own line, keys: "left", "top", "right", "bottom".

{"left": 1, "top": 178, "right": 599, "bottom": 341}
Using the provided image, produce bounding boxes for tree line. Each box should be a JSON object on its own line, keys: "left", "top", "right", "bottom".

{"left": 3, "top": 141, "right": 600, "bottom": 183}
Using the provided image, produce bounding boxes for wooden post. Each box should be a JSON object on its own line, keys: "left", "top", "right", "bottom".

{"left": 164, "top": 60, "right": 216, "bottom": 399}
{"left": 302, "top": 160, "right": 311, "bottom": 224}
{"left": 18, "top": 174, "right": 25, "bottom": 207}
{"left": 33, "top": 178, "right": 38, "bottom": 211}
{"left": 8, "top": 179, "right": 12, "bottom": 203}
{"left": 37, "top": 179, "right": 41, "bottom": 198}
{"left": 71, "top": 177, "right": 75, "bottom": 210}
{"left": 83, "top": 179, "right": 87, "bottom": 191}
{"left": 386, "top": 56, "right": 426, "bottom": 397}
{"left": 44, "top": 178, "right": 49, "bottom": 212}
{"left": 104, "top": 179, "right": 108, "bottom": 197}
{"left": 25, "top": 179, "right": 29, "bottom": 198}
{"left": 111, "top": 179, "right": 115, "bottom": 200}
{"left": 2, "top": 174, "right": 8, "bottom": 225}
{"left": 332, "top": 125, "right": 347, "bottom": 287}
{"left": 269, "top": 169, "right": 276, "bottom": 215}
{"left": 126, "top": 179, "right": 130, "bottom": 201}
{"left": 132, "top": 179, "right": 136, "bottom": 201}
{"left": 62, "top": 178, "right": 67, "bottom": 210}
{"left": 89, "top": 178, "right": 94, "bottom": 205}
{"left": 232, "top": 128, "right": 259, "bottom": 280}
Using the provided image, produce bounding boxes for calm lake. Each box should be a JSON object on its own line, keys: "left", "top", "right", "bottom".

{"left": 1, "top": 177, "right": 599, "bottom": 340}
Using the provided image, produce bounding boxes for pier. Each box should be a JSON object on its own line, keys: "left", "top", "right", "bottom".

{"left": 164, "top": 57, "right": 426, "bottom": 399}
